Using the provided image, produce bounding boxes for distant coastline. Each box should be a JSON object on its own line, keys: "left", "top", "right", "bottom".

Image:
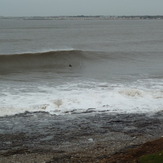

{"left": 0, "top": 15, "right": 163, "bottom": 20}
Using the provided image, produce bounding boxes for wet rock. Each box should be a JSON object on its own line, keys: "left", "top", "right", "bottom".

{"left": 0, "top": 111, "right": 163, "bottom": 162}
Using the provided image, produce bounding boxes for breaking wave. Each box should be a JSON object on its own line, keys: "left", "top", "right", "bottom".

{"left": 0, "top": 80, "right": 163, "bottom": 117}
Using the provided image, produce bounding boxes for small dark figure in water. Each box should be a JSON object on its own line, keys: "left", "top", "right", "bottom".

{"left": 69, "top": 64, "right": 72, "bottom": 67}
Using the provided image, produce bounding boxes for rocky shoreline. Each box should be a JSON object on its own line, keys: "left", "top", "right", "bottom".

{"left": 0, "top": 111, "right": 163, "bottom": 163}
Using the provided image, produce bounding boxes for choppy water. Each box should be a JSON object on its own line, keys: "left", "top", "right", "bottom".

{"left": 0, "top": 18, "right": 163, "bottom": 116}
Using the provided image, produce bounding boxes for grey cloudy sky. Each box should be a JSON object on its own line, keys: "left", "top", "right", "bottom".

{"left": 0, "top": 0, "right": 163, "bottom": 16}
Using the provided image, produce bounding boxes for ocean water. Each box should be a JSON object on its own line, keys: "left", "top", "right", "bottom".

{"left": 0, "top": 18, "right": 163, "bottom": 116}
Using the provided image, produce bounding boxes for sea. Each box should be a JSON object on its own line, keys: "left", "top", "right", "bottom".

{"left": 0, "top": 18, "right": 163, "bottom": 117}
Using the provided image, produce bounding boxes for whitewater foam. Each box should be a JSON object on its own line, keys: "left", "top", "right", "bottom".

{"left": 20, "top": 48, "right": 75, "bottom": 55}
{"left": 0, "top": 80, "right": 163, "bottom": 117}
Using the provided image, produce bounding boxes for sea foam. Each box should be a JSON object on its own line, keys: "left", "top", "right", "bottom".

{"left": 0, "top": 80, "right": 163, "bottom": 117}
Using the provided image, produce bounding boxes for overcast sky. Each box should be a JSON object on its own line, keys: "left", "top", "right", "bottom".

{"left": 0, "top": 0, "right": 163, "bottom": 16}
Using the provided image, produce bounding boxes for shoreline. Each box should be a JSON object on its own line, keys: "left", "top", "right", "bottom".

{"left": 0, "top": 111, "right": 163, "bottom": 162}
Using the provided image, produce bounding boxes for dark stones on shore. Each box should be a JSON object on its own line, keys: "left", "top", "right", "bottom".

{"left": 0, "top": 111, "right": 163, "bottom": 162}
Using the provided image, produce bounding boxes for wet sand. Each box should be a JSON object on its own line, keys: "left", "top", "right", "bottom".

{"left": 0, "top": 111, "right": 163, "bottom": 163}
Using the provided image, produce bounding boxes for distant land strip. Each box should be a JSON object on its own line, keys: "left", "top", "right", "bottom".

{"left": 0, "top": 15, "right": 163, "bottom": 20}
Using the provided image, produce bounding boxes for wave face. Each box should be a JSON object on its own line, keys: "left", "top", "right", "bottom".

{"left": 0, "top": 50, "right": 87, "bottom": 74}
{"left": 1, "top": 49, "right": 163, "bottom": 81}
{"left": 1, "top": 49, "right": 163, "bottom": 84}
